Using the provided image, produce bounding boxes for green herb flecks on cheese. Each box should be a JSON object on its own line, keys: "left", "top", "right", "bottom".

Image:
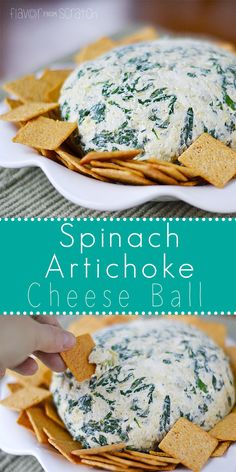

{"left": 51, "top": 320, "right": 235, "bottom": 450}
{"left": 60, "top": 38, "right": 236, "bottom": 160}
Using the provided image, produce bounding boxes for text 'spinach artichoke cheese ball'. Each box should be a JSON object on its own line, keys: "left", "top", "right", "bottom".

{"left": 59, "top": 38, "right": 236, "bottom": 161}
{"left": 51, "top": 320, "right": 235, "bottom": 450}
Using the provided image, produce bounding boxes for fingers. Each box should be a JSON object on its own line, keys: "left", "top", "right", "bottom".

{"left": 35, "top": 323, "right": 76, "bottom": 354}
{"left": 32, "top": 315, "right": 61, "bottom": 328}
{"left": 13, "top": 357, "right": 39, "bottom": 376}
{"left": 35, "top": 352, "right": 67, "bottom": 373}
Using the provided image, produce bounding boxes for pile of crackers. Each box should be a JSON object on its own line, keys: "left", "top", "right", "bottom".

{"left": 1, "top": 28, "right": 236, "bottom": 189}
{"left": 1, "top": 315, "right": 236, "bottom": 472}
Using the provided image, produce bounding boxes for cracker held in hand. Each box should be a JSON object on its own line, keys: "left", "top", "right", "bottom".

{"left": 12, "top": 117, "right": 77, "bottom": 150}
{"left": 178, "top": 133, "right": 236, "bottom": 188}
{"left": 159, "top": 418, "right": 218, "bottom": 472}
{"left": 61, "top": 333, "right": 96, "bottom": 382}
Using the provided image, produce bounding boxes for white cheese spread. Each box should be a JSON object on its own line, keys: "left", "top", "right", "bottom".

{"left": 60, "top": 38, "right": 236, "bottom": 161}
{"left": 51, "top": 320, "right": 235, "bottom": 450}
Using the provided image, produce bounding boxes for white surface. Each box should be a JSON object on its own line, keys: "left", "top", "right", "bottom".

{"left": 1, "top": 102, "right": 236, "bottom": 212}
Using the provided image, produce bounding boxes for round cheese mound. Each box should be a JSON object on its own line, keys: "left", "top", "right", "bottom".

{"left": 60, "top": 38, "right": 236, "bottom": 161}
{"left": 51, "top": 320, "right": 235, "bottom": 450}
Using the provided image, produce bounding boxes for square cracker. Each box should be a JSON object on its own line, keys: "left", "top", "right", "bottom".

{"left": 74, "top": 37, "right": 117, "bottom": 64}
{"left": 61, "top": 333, "right": 96, "bottom": 382}
{"left": 48, "top": 438, "right": 81, "bottom": 464}
{"left": 3, "top": 75, "right": 52, "bottom": 102}
{"left": 40, "top": 69, "right": 72, "bottom": 88}
{"left": 44, "top": 399, "right": 65, "bottom": 429}
{"left": 210, "top": 412, "right": 236, "bottom": 440}
{"left": 12, "top": 116, "right": 77, "bottom": 150}
{"left": 0, "top": 102, "right": 58, "bottom": 122}
{"left": 178, "top": 133, "right": 236, "bottom": 188}
{"left": 72, "top": 443, "right": 126, "bottom": 456}
{"left": 211, "top": 441, "right": 231, "bottom": 457}
{"left": 7, "top": 382, "right": 22, "bottom": 393}
{"left": 0, "top": 386, "right": 51, "bottom": 411}
{"left": 17, "top": 410, "right": 34, "bottom": 431}
{"left": 27, "top": 407, "right": 71, "bottom": 444}
{"left": 158, "top": 418, "right": 218, "bottom": 472}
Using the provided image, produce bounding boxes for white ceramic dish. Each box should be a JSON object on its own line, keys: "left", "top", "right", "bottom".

{"left": 0, "top": 102, "right": 236, "bottom": 213}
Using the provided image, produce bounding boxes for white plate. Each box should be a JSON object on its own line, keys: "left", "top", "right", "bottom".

{"left": 1, "top": 101, "right": 236, "bottom": 213}
{"left": 0, "top": 373, "right": 236, "bottom": 472}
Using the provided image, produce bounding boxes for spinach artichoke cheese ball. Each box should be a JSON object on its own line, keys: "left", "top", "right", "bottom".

{"left": 59, "top": 38, "right": 236, "bottom": 161}
{"left": 51, "top": 320, "right": 235, "bottom": 450}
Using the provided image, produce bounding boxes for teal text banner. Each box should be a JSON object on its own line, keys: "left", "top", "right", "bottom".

{"left": 0, "top": 218, "right": 235, "bottom": 314}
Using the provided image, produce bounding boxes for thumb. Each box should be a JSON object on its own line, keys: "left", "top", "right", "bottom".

{"left": 34, "top": 323, "right": 75, "bottom": 354}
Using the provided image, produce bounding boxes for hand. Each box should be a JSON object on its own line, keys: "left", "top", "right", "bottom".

{"left": 0, "top": 316, "right": 76, "bottom": 377}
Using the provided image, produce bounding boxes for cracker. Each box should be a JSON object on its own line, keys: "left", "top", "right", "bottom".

{"left": 13, "top": 116, "right": 77, "bottom": 150}
{"left": 159, "top": 418, "right": 218, "bottom": 472}
{"left": 127, "top": 451, "right": 179, "bottom": 464}
{"left": 157, "top": 164, "right": 188, "bottom": 182}
{"left": 116, "top": 452, "right": 168, "bottom": 466}
{"left": 0, "top": 102, "right": 58, "bottom": 122}
{"left": 3, "top": 75, "right": 52, "bottom": 102}
{"left": 5, "top": 98, "right": 23, "bottom": 110}
{"left": 91, "top": 167, "right": 154, "bottom": 185}
{"left": 216, "top": 40, "right": 236, "bottom": 53}
{"left": 74, "top": 37, "right": 117, "bottom": 64}
{"left": 90, "top": 160, "right": 131, "bottom": 170}
{"left": 113, "top": 161, "right": 178, "bottom": 185}
{"left": 48, "top": 438, "right": 81, "bottom": 464}
{"left": 40, "top": 69, "right": 72, "bottom": 88}
{"left": 6, "top": 382, "right": 22, "bottom": 393}
{"left": 45, "top": 83, "right": 63, "bottom": 102}
{"left": 224, "top": 346, "right": 236, "bottom": 377}
{"left": 40, "top": 149, "right": 58, "bottom": 161}
{"left": 8, "top": 360, "right": 51, "bottom": 388}
{"left": 118, "top": 27, "right": 159, "bottom": 45}
{"left": 180, "top": 180, "right": 199, "bottom": 186}
{"left": 100, "top": 452, "right": 165, "bottom": 470}
{"left": 56, "top": 148, "right": 108, "bottom": 181}
{"left": 81, "top": 459, "right": 131, "bottom": 471}
{"left": 178, "top": 133, "right": 236, "bottom": 188}
{"left": 108, "top": 451, "right": 169, "bottom": 467}
{"left": 211, "top": 440, "right": 231, "bottom": 457}
{"left": 44, "top": 399, "right": 65, "bottom": 429}
{"left": 185, "top": 319, "right": 226, "bottom": 349}
{"left": 72, "top": 443, "right": 126, "bottom": 456}
{"left": 80, "top": 149, "right": 141, "bottom": 165}
{"left": 0, "top": 386, "right": 51, "bottom": 411}
{"left": 17, "top": 410, "right": 34, "bottom": 431}
{"left": 210, "top": 413, "right": 236, "bottom": 440}
{"left": 27, "top": 407, "right": 71, "bottom": 444}
{"left": 61, "top": 333, "right": 96, "bottom": 382}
